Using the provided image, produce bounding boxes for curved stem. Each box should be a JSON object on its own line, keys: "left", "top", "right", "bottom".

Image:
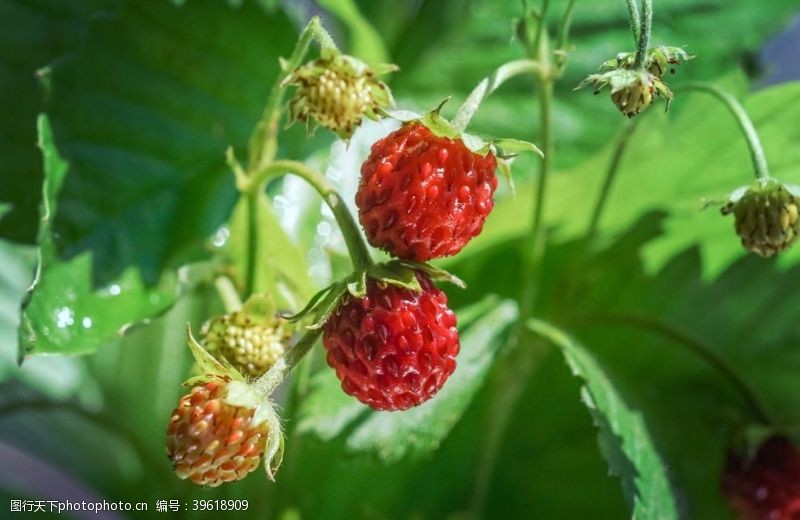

{"left": 625, "top": 0, "right": 641, "bottom": 43}
{"left": 633, "top": 0, "right": 651, "bottom": 69}
{"left": 253, "top": 327, "right": 323, "bottom": 397}
{"left": 214, "top": 276, "right": 243, "bottom": 312}
{"left": 678, "top": 83, "right": 770, "bottom": 180}
{"left": 451, "top": 59, "right": 543, "bottom": 132}
{"left": 533, "top": 0, "right": 551, "bottom": 59}
{"left": 472, "top": 30, "right": 555, "bottom": 515}
{"left": 248, "top": 16, "right": 337, "bottom": 171}
{"left": 586, "top": 119, "right": 639, "bottom": 241}
{"left": 246, "top": 160, "right": 373, "bottom": 272}
{"left": 555, "top": 0, "right": 578, "bottom": 71}
{"left": 575, "top": 313, "right": 773, "bottom": 424}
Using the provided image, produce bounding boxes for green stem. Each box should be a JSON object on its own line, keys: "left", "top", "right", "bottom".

{"left": 633, "top": 0, "right": 651, "bottom": 69}
{"left": 451, "top": 59, "right": 543, "bottom": 132}
{"left": 245, "top": 190, "right": 259, "bottom": 298}
{"left": 625, "top": 0, "right": 641, "bottom": 43}
{"left": 678, "top": 83, "right": 770, "bottom": 180}
{"left": 246, "top": 160, "right": 373, "bottom": 271}
{"left": 586, "top": 119, "right": 639, "bottom": 241}
{"left": 518, "top": 76, "right": 554, "bottom": 332}
{"left": 253, "top": 327, "right": 323, "bottom": 398}
{"left": 248, "top": 16, "right": 337, "bottom": 171}
{"left": 574, "top": 313, "right": 772, "bottom": 424}
{"left": 214, "top": 276, "right": 243, "bottom": 312}
{"left": 555, "top": 0, "right": 578, "bottom": 70}
{"left": 533, "top": 0, "right": 551, "bottom": 58}
{"left": 472, "top": 18, "right": 556, "bottom": 514}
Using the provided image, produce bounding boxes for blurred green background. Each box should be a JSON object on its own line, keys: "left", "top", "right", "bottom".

{"left": 1, "top": 0, "right": 799, "bottom": 518}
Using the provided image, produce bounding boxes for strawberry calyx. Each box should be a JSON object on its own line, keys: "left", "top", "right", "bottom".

{"left": 578, "top": 45, "right": 690, "bottom": 116}
{"left": 283, "top": 260, "right": 464, "bottom": 330}
{"left": 383, "top": 100, "right": 543, "bottom": 161}
{"left": 600, "top": 46, "right": 692, "bottom": 78}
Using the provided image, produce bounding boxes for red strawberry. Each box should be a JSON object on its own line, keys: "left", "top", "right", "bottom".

{"left": 356, "top": 122, "right": 498, "bottom": 261}
{"left": 322, "top": 271, "right": 459, "bottom": 411}
{"left": 166, "top": 376, "right": 270, "bottom": 486}
{"left": 721, "top": 435, "right": 800, "bottom": 519}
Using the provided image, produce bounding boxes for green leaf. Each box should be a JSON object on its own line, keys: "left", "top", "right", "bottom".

{"left": 44, "top": 1, "right": 298, "bottom": 285}
{"left": 0, "top": 240, "right": 36, "bottom": 369}
{"left": 18, "top": 117, "right": 177, "bottom": 357}
{"left": 296, "top": 297, "right": 517, "bottom": 462}
{"left": 0, "top": 0, "right": 118, "bottom": 244}
{"left": 528, "top": 318, "right": 679, "bottom": 519}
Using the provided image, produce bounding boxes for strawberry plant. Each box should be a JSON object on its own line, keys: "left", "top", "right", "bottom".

{"left": 1, "top": 0, "right": 800, "bottom": 518}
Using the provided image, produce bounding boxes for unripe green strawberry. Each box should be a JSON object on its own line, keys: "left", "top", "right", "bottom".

{"left": 201, "top": 311, "right": 287, "bottom": 379}
{"left": 285, "top": 53, "right": 395, "bottom": 139}
{"left": 579, "top": 69, "right": 672, "bottom": 118}
{"left": 722, "top": 181, "right": 800, "bottom": 257}
{"left": 610, "top": 72, "right": 656, "bottom": 117}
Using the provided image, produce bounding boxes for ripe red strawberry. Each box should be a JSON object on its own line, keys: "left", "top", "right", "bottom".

{"left": 356, "top": 122, "right": 498, "bottom": 261}
{"left": 322, "top": 271, "right": 459, "bottom": 411}
{"left": 166, "top": 376, "right": 270, "bottom": 487}
{"left": 721, "top": 435, "right": 800, "bottom": 519}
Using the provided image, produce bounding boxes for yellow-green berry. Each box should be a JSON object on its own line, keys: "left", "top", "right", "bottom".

{"left": 201, "top": 311, "right": 287, "bottom": 378}
{"left": 722, "top": 181, "right": 800, "bottom": 257}
{"left": 286, "top": 54, "right": 394, "bottom": 139}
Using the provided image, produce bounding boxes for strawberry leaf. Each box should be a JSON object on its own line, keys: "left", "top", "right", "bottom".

{"left": 528, "top": 319, "right": 679, "bottom": 519}
{"left": 19, "top": 117, "right": 178, "bottom": 357}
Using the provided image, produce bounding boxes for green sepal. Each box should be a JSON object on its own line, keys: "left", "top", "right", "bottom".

{"left": 491, "top": 137, "right": 544, "bottom": 159}
{"left": 598, "top": 46, "right": 692, "bottom": 76}
{"left": 366, "top": 261, "right": 423, "bottom": 292}
{"left": 241, "top": 293, "right": 278, "bottom": 325}
{"left": 288, "top": 260, "right": 465, "bottom": 331}
{"left": 281, "top": 282, "right": 338, "bottom": 323}
{"left": 393, "top": 260, "right": 466, "bottom": 289}
{"left": 497, "top": 159, "right": 516, "bottom": 196}
{"left": 383, "top": 102, "right": 542, "bottom": 159}
{"left": 184, "top": 323, "right": 246, "bottom": 385}
{"left": 252, "top": 399, "right": 285, "bottom": 481}
{"left": 703, "top": 178, "right": 793, "bottom": 212}
{"left": 346, "top": 270, "right": 368, "bottom": 298}
{"left": 305, "top": 282, "right": 348, "bottom": 330}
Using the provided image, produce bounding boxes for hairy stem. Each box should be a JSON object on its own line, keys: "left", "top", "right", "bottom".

{"left": 253, "top": 327, "right": 323, "bottom": 397}
{"left": 248, "top": 16, "right": 337, "bottom": 170}
{"left": 451, "top": 59, "right": 543, "bottom": 132}
{"left": 678, "top": 83, "right": 770, "bottom": 180}
{"left": 633, "top": 0, "right": 651, "bottom": 69}
{"left": 625, "top": 0, "right": 641, "bottom": 43}
{"left": 246, "top": 160, "right": 373, "bottom": 271}
{"left": 574, "top": 313, "right": 772, "bottom": 424}
{"left": 586, "top": 119, "right": 639, "bottom": 241}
